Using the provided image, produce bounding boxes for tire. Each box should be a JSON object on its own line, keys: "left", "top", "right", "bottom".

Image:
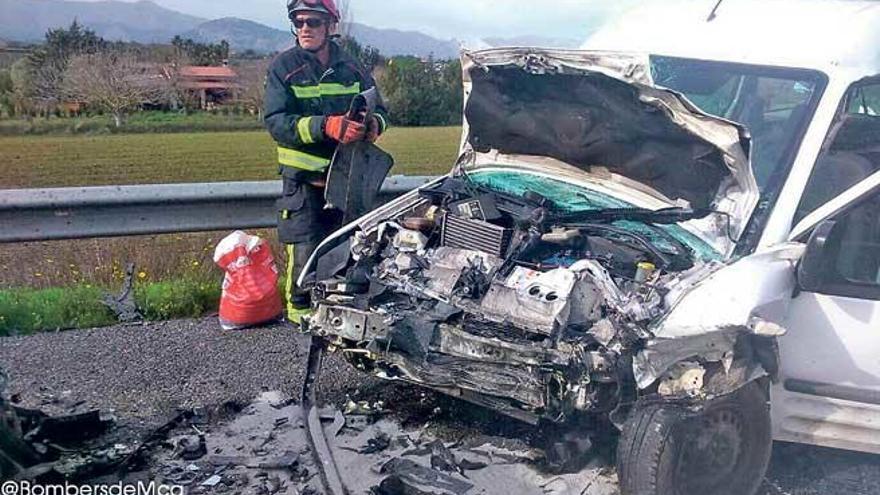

{"left": 617, "top": 380, "right": 772, "bottom": 495}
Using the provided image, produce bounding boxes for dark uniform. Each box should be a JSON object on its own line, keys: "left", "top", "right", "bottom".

{"left": 263, "top": 41, "right": 389, "bottom": 320}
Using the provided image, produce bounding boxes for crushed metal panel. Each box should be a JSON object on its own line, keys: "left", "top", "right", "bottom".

{"left": 312, "top": 305, "right": 389, "bottom": 342}
{"left": 419, "top": 247, "right": 503, "bottom": 300}
{"left": 652, "top": 243, "right": 804, "bottom": 339}
{"left": 633, "top": 331, "right": 738, "bottom": 390}
{"left": 435, "top": 324, "right": 572, "bottom": 368}
{"left": 377, "top": 349, "right": 548, "bottom": 411}
{"left": 633, "top": 243, "right": 803, "bottom": 389}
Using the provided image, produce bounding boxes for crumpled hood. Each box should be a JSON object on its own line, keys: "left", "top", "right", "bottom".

{"left": 460, "top": 48, "right": 759, "bottom": 254}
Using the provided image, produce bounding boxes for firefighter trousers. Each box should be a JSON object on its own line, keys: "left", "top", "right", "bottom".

{"left": 276, "top": 177, "right": 342, "bottom": 318}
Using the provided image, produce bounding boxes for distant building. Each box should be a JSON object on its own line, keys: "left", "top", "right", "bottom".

{"left": 58, "top": 63, "right": 243, "bottom": 114}
{"left": 165, "top": 64, "right": 241, "bottom": 110}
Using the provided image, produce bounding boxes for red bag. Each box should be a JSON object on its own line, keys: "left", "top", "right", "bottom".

{"left": 214, "top": 231, "right": 283, "bottom": 330}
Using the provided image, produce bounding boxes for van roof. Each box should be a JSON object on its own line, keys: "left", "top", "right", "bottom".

{"left": 583, "top": 0, "right": 880, "bottom": 77}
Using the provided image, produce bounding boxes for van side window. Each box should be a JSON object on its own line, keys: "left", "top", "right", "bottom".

{"left": 795, "top": 80, "right": 880, "bottom": 224}
{"left": 823, "top": 194, "right": 880, "bottom": 296}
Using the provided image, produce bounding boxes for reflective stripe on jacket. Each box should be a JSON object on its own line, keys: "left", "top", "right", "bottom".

{"left": 263, "top": 42, "right": 389, "bottom": 179}
{"left": 277, "top": 146, "right": 330, "bottom": 171}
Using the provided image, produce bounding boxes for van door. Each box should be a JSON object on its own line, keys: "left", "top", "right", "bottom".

{"left": 772, "top": 77, "right": 880, "bottom": 454}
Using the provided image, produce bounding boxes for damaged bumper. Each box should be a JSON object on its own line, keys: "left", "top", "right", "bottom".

{"left": 303, "top": 171, "right": 797, "bottom": 425}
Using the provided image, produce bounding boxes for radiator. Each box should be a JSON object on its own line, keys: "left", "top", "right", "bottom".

{"left": 441, "top": 213, "right": 512, "bottom": 258}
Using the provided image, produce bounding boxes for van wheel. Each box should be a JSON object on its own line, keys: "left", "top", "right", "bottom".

{"left": 617, "top": 380, "right": 772, "bottom": 495}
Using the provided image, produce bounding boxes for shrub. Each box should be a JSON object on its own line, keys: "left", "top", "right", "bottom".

{"left": 0, "top": 286, "right": 116, "bottom": 335}
{"left": 135, "top": 278, "right": 221, "bottom": 321}
{"left": 0, "top": 277, "right": 222, "bottom": 335}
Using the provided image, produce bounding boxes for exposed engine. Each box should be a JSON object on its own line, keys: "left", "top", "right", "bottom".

{"left": 307, "top": 176, "right": 703, "bottom": 424}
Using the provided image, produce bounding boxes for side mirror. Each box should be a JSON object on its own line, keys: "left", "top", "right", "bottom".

{"left": 797, "top": 219, "right": 839, "bottom": 293}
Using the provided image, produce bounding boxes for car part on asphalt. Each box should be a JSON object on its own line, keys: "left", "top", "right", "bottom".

{"left": 0, "top": 370, "right": 125, "bottom": 480}
{"left": 300, "top": 335, "right": 350, "bottom": 495}
{"left": 101, "top": 263, "right": 142, "bottom": 323}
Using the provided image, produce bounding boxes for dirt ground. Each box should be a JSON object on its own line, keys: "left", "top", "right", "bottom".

{"left": 2, "top": 318, "right": 879, "bottom": 494}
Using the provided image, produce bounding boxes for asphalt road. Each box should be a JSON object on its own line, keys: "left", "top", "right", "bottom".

{"left": 2, "top": 318, "right": 879, "bottom": 494}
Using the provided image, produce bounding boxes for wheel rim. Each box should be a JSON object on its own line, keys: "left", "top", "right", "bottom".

{"left": 675, "top": 406, "right": 745, "bottom": 492}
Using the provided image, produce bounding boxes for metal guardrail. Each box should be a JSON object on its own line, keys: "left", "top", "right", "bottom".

{"left": 0, "top": 175, "right": 437, "bottom": 243}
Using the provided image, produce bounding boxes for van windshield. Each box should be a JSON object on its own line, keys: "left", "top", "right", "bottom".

{"left": 650, "top": 56, "right": 826, "bottom": 195}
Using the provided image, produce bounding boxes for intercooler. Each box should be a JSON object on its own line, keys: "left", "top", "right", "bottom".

{"left": 441, "top": 213, "right": 512, "bottom": 258}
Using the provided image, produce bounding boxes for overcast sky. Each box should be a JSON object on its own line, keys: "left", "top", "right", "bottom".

{"left": 80, "top": 0, "right": 670, "bottom": 41}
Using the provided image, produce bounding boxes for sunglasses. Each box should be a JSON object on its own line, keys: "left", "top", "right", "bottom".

{"left": 293, "top": 17, "right": 327, "bottom": 29}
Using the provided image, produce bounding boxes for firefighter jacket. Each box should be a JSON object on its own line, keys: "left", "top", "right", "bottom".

{"left": 263, "top": 41, "right": 389, "bottom": 182}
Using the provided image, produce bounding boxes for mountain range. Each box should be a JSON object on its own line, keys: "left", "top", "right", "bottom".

{"left": 0, "top": 0, "right": 581, "bottom": 58}
{"left": 178, "top": 17, "right": 466, "bottom": 59}
{"left": 179, "top": 17, "right": 292, "bottom": 54}
{"left": 0, "top": 0, "right": 204, "bottom": 44}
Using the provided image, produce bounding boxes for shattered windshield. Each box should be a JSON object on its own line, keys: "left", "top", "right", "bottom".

{"left": 468, "top": 169, "right": 721, "bottom": 261}
{"left": 650, "top": 56, "right": 826, "bottom": 194}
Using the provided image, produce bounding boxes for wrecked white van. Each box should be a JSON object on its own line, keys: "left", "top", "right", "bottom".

{"left": 302, "top": 1, "right": 880, "bottom": 494}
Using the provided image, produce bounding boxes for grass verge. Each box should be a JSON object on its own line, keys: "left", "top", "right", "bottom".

{"left": 136, "top": 278, "right": 222, "bottom": 322}
{"left": 0, "top": 277, "right": 224, "bottom": 336}
{"left": 0, "top": 285, "right": 116, "bottom": 335}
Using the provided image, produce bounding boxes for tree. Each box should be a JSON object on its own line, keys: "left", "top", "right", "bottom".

{"left": 62, "top": 50, "right": 165, "bottom": 127}
{"left": 26, "top": 49, "right": 67, "bottom": 111}
{"left": 377, "top": 56, "right": 463, "bottom": 126}
{"left": 43, "top": 20, "right": 106, "bottom": 60}
{"left": 0, "top": 69, "right": 12, "bottom": 116}
{"left": 10, "top": 58, "right": 36, "bottom": 117}
{"left": 237, "top": 59, "right": 270, "bottom": 120}
{"left": 26, "top": 20, "right": 107, "bottom": 108}
{"left": 171, "top": 37, "right": 230, "bottom": 66}
{"left": 339, "top": 36, "right": 383, "bottom": 72}
{"left": 0, "top": 70, "right": 12, "bottom": 94}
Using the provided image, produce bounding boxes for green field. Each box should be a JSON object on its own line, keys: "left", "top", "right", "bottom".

{"left": 0, "top": 126, "right": 460, "bottom": 189}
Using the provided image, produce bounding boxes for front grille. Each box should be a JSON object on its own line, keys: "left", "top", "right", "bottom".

{"left": 441, "top": 213, "right": 512, "bottom": 258}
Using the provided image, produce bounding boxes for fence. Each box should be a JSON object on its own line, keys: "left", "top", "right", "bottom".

{"left": 0, "top": 175, "right": 436, "bottom": 243}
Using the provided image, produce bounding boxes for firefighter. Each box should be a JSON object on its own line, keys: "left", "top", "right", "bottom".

{"left": 264, "top": 0, "right": 389, "bottom": 325}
